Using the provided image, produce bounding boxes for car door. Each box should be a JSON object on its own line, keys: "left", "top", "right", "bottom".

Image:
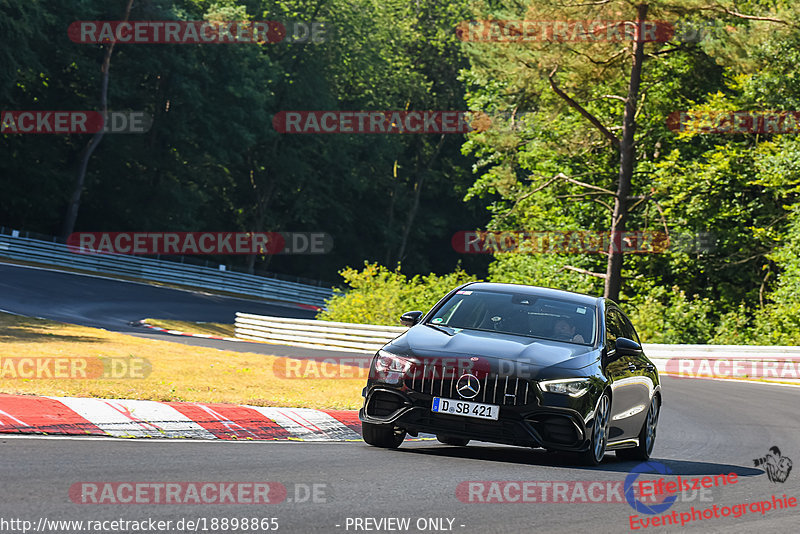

{"left": 604, "top": 307, "right": 642, "bottom": 440}
{"left": 618, "top": 311, "right": 656, "bottom": 434}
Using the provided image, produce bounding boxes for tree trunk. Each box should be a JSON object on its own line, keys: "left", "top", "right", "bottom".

{"left": 61, "top": 0, "right": 133, "bottom": 240}
{"left": 396, "top": 134, "right": 445, "bottom": 263}
{"left": 246, "top": 167, "right": 276, "bottom": 274}
{"left": 604, "top": 4, "right": 648, "bottom": 301}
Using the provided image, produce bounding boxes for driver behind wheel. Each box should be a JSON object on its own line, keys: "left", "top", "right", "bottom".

{"left": 553, "top": 317, "right": 585, "bottom": 343}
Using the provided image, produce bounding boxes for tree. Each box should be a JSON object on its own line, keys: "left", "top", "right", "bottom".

{"left": 460, "top": 0, "right": 794, "bottom": 301}
{"left": 62, "top": 0, "right": 134, "bottom": 239}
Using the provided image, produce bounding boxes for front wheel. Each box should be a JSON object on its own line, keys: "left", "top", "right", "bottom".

{"left": 578, "top": 392, "right": 611, "bottom": 466}
{"left": 361, "top": 422, "right": 406, "bottom": 448}
{"left": 616, "top": 395, "right": 659, "bottom": 461}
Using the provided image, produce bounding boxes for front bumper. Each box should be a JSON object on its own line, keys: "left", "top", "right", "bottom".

{"left": 359, "top": 385, "right": 594, "bottom": 452}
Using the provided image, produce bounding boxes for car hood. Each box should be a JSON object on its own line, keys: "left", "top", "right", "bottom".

{"left": 388, "top": 324, "right": 598, "bottom": 371}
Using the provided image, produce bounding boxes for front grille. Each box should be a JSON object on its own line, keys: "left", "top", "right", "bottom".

{"left": 404, "top": 362, "right": 532, "bottom": 406}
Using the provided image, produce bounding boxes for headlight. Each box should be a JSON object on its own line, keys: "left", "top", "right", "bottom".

{"left": 538, "top": 378, "right": 592, "bottom": 397}
{"left": 374, "top": 349, "right": 413, "bottom": 374}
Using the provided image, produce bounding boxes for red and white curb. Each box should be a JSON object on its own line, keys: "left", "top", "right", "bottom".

{"left": 0, "top": 394, "right": 362, "bottom": 441}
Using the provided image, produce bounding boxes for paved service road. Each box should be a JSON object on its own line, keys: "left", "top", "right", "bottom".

{"left": 0, "top": 263, "right": 317, "bottom": 329}
{"left": 0, "top": 262, "right": 355, "bottom": 358}
{"left": 1, "top": 377, "right": 797, "bottom": 533}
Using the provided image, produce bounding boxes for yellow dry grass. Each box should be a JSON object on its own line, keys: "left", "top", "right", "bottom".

{"left": 143, "top": 318, "right": 236, "bottom": 338}
{"left": 0, "top": 312, "right": 364, "bottom": 409}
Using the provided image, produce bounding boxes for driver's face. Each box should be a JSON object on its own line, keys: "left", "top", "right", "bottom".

{"left": 554, "top": 320, "right": 574, "bottom": 336}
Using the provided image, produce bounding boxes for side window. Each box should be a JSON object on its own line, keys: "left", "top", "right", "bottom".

{"left": 619, "top": 313, "right": 641, "bottom": 344}
{"left": 605, "top": 309, "right": 624, "bottom": 352}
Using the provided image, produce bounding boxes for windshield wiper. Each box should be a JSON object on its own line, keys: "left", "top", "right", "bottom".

{"left": 424, "top": 323, "right": 453, "bottom": 335}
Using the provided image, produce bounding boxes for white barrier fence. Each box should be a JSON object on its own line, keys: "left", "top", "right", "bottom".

{"left": 235, "top": 313, "right": 407, "bottom": 353}
{"left": 644, "top": 344, "right": 800, "bottom": 383}
{"left": 235, "top": 315, "right": 800, "bottom": 384}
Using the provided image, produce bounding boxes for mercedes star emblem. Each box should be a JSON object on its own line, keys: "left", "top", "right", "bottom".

{"left": 456, "top": 374, "right": 481, "bottom": 399}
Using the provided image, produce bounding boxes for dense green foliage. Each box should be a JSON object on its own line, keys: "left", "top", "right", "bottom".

{"left": 317, "top": 263, "right": 476, "bottom": 325}
{"left": 3, "top": 1, "right": 800, "bottom": 343}
{"left": 0, "top": 0, "right": 490, "bottom": 280}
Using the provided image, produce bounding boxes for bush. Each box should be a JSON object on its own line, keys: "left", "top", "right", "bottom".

{"left": 709, "top": 304, "right": 756, "bottom": 345}
{"left": 318, "top": 259, "right": 795, "bottom": 347}
{"left": 317, "top": 262, "right": 478, "bottom": 325}
{"left": 625, "top": 286, "right": 717, "bottom": 344}
{"left": 748, "top": 205, "right": 800, "bottom": 345}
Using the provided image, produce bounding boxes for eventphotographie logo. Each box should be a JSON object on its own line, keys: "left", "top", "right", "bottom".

{"left": 753, "top": 447, "right": 793, "bottom": 483}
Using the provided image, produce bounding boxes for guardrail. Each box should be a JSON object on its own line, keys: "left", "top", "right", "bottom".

{"left": 235, "top": 313, "right": 407, "bottom": 352}
{"left": 234, "top": 316, "right": 800, "bottom": 383}
{"left": 0, "top": 232, "right": 333, "bottom": 308}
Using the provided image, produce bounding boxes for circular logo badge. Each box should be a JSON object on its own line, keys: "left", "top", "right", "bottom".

{"left": 624, "top": 461, "right": 677, "bottom": 515}
{"left": 456, "top": 374, "right": 481, "bottom": 399}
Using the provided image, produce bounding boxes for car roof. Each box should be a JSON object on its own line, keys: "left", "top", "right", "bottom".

{"left": 461, "top": 282, "right": 602, "bottom": 307}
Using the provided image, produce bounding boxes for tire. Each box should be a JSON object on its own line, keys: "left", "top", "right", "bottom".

{"left": 437, "top": 435, "right": 470, "bottom": 447}
{"left": 361, "top": 422, "right": 406, "bottom": 448}
{"left": 616, "top": 395, "right": 659, "bottom": 462}
{"left": 578, "top": 392, "right": 611, "bottom": 466}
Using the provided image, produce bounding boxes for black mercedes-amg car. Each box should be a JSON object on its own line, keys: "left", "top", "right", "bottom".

{"left": 358, "top": 282, "right": 661, "bottom": 465}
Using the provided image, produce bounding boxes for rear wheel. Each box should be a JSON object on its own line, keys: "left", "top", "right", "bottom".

{"left": 437, "top": 435, "right": 470, "bottom": 446}
{"left": 616, "top": 395, "right": 659, "bottom": 461}
{"left": 578, "top": 392, "right": 610, "bottom": 466}
{"left": 361, "top": 422, "right": 406, "bottom": 448}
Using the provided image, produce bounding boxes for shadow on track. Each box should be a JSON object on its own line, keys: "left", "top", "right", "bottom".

{"left": 386, "top": 443, "right": 763, "bottom": 477}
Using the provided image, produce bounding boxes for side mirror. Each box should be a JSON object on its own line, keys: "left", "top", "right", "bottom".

{"left": 400, "top": 311, "right": 423, "bottom": 327}
{"left": 616, "top": 337, "right": 643, "bottom": 357}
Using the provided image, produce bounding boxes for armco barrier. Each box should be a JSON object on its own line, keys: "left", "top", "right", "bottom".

{"left": 0, "top": 232, "right": 333, "bottom": 308}
{"left": 235, "top": 313, "right": 407, "bottom": 353}
{"left": 233, "top": 316, "right": 800, "bottom": 383}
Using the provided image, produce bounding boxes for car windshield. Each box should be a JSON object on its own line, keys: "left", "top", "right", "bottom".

{"left": 427, "top": 289, "right": 596, "bottom": 346}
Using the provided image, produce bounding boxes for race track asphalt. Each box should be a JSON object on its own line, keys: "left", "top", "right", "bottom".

{"left": 1, "top": 261, "right": 798, "bottom": 533}
{"left": 1, "top": 377, "right": 797, "bottom": 533}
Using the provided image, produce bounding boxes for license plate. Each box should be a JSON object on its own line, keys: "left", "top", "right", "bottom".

{"left": 431, "top": 397, "right": 499, "bottom": 421}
